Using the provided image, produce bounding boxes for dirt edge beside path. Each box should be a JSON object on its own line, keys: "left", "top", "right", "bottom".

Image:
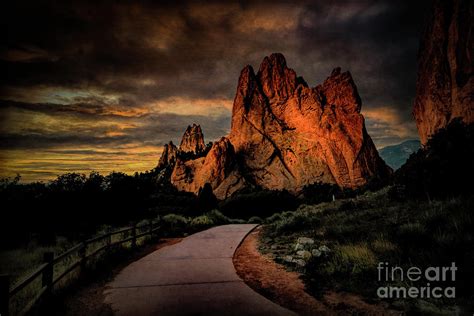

{"left": 233, "top": 226, "right": 396, "bottom": 316}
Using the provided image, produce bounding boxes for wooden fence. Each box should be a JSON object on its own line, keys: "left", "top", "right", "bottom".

{"left": 0, "top": 219, "right": 160, "bottom": 316}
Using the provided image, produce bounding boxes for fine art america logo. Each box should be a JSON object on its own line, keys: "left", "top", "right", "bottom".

{"left": 377, "top": 262, "right": 457, "bottom": 299}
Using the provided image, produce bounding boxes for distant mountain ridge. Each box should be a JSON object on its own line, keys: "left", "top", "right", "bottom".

{"left": 379, "top": 140, "right": 421, "bottom": 170}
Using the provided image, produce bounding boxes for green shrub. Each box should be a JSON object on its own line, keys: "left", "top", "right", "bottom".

{"left": 265, "top": 213, "right": 283, "bottom": 224}
{"left": 247, "top": 216, "right": 263, "bottom": 224}
{"left": 136, "top": 219, "right": 151, "bottom": 227}
{"left": 190, "top": 215, "right": 214, "bottom": 228}
{"left": 281, "top": 210, "right": 296, "bottom": 218}
{"left": 161, "top": 214, "right": 189, "bottom": 236}
{"left": 270, "top": 210, "right": 319, "bottom": 235}
{"left": 205, "top": 209, "right": 231, "bottom": 225}
{"left": 229, "top": 218, "right": 246, "bottom": 224}
{"left": 163, "top": 214, "right": 189, "bottom": 225}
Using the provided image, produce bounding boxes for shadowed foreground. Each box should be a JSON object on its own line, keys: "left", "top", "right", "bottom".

{"left": 104, "top": 224, "right": 295, "bottom": 316}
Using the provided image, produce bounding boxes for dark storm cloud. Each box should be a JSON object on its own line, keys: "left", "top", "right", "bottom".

{"left": 0, "top": 100, "right": 119, "bottom": 117}
{"left": 0, "top": 0, "right": 430, "bottom": 180}
{"left": 2, "top": 1, "right": 428, "bottom": 106}
{"left": 293, "top": 1, "right": 429, "bottom": 117}
{"left": 2, "top": 1, "right": 247, "bottom": 102}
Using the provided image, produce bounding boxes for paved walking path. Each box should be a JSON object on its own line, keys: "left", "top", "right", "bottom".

{"left": 104, "top": 224, "right": 295, "bottom": 316}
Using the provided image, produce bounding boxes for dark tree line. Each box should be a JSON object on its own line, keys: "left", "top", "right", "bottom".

{"left": 0, "top": 170, "right": 197, "bottom": 249}
{"left": 392, "top": 119, "right": 474, "bottom": 200}
{"left": 5, "top": 118, "right": 467, "bottom": 250}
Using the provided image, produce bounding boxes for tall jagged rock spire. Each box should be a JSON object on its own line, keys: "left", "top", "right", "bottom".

{"left": 179, "top": 124, "right": 206, "bottom": 154}
{"left": 321, "top": 67, "right": 361, "bottom": 114}
{"left": 157, "top": 141, "right": 178, "bottom": 169}
{"left": 257, "top": 53, "right": 298, "bottom": 102}
{"left": 171, "top": 136, "right": 245, "bottom": 199}
{"left": 229, "top": 53, "right": 390, "bottom": 189}
{"left": 413, "top": 0, "right": 473, "bottom": 145}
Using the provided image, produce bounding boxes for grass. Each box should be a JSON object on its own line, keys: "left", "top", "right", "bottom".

{"left": 0, "top": 237, "right": 74, "bottom": 284}
{"left": 260, "top": 187, "right": 474, "bottom": 313}
{"left": 3, "top": 226, "right": 157, "bottom": 315}
{"left": 337, "top": 243, "right": 377, "bottom": 273}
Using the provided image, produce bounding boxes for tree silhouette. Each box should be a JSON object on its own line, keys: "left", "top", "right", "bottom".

{"left": 394, "top": 119, "right": 474, "bottom": 200}
{"left": 196, "top": 183, "right": 218, "bottom": 212}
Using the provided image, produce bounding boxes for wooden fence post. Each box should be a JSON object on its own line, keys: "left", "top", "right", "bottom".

{"left": 131, "top": 224, "right": 137, "bottom": 249}
{"left": 106, "top": 228, "right": 112, "bottom": 249}
{"left": 42, "top": 252, "right": 54, "bottom": 296}
{"left": 79, "top": 242, "right": 87, "bottom": 270}
{"left": 0, "top": 274, "right": 9, "bottom": 316}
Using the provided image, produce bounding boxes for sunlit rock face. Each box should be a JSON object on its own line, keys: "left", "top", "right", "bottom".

{"left": 179, "top": 124, "right": 206, "bottom": 154}
{"left": 413, "top": 0, "right": 474, "bottom": 145}
{"left": 158, "top": 53, "right": 391, "bottom": 199}
{"left": 171, "top": 137, "right": 246, "bottom": 199}
{"left": 229, "top": 53, "right": 390, "bottom": 191}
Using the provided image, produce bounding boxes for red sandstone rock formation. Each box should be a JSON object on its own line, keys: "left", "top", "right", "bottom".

{"left": 413, "top": 0, "right": 473, "bottom": 145}
{"left": 157, "top": 141, "right": 178, "bottom": 169}
{"left": 229, "top": 54, "right": 390, "bottom": 191}
{"left": 179, "top": 124, "right": 206, "bottom": 154}
{"left": 171, "top": 137, "right": 245, "bottom": 199}
{"left": 158, "top": 53, "right": 391, "bottom": 199}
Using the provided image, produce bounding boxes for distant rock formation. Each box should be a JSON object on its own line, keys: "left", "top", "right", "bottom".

{"left": 171, "top": 137, "right": 245, "bottom": 199}
{"left": 157, "top": 53, "right": 391, "bottom": 199}
{"left": 413, "top": 0, "right": 473, "bottom": 145}
{"left": 179, "top": 124, "right": 206, "bottom": 154}
{"left": 157, "top": 141, "right": 178, "bottom": 170}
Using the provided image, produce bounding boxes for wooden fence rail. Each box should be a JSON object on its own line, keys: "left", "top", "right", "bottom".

{"left": 0, "top": 219, "right": 160, "bottom": 316}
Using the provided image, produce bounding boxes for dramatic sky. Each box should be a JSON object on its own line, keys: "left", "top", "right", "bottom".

{"left": 1, "top": 0, "right": 428, "bottom": 182}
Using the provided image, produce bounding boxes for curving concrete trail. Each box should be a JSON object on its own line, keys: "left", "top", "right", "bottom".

{"left": 104, "top": 224, "right": 295, "bottom": 316}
